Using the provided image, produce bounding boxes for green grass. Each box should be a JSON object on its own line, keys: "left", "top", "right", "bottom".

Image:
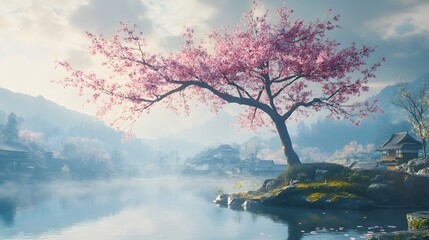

{"left": 295, "top": 180, "right": 353, "bottom": 189}
{"left": 307, "top": 192, "right": 360, "bottom": 202}
{"left": 294, "top": 180, "right": 365, "bottom": 194}
{"left": 348, "top": 172, "right": 370, "bottom": 184}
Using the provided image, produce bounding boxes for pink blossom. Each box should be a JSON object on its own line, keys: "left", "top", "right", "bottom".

{"left": 56, "top": 2, "right": 382, "bottom": 164}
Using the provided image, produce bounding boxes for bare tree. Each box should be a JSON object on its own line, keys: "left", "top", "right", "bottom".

{"left": 391, "top": 81, "right": 429, "bottom": 158}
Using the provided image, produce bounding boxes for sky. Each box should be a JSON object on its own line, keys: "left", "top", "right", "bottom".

{"left": 0, "top": 0, "right": 428, "bottom": 141}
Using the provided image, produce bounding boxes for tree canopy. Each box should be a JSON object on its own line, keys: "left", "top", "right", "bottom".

{"left": 3, "top": 112, "right": 19, "bottom": 144}
{"left": 58, "top": 2, "right": 382, "bottom": 165}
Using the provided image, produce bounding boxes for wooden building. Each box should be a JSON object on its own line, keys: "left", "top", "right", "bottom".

{"left": 188, "top": 144, "right": 240, "bottom": 171}
{"left": 376, "top": 132, "right": 422, "bottom": 165}
{"left": 0, "top": 143, "right": 33, "bottom": 173}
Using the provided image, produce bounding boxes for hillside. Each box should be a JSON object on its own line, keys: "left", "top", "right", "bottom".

{"left": 0, "top": 89, "right": 94, "bottom": 128}
{"left": 0, "top": 88, "right": 159, "bottom": 164}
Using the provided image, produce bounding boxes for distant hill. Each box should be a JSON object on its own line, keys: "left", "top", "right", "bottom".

{"left": 293, "top": 74, "right": 429, "bottom": 151}
{"left": 0, "top": 88, "right": 223, "bottom": 162}
{"left": 0, "top": 88, "right": 94, "bottom": 128}
{"left": 0, "top": 88, "right": 159, "bottom": 164}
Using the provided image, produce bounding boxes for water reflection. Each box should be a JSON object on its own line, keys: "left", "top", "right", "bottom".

{"left": 246, "top": 206, "right": 412, "bottom": 240}
{"left": 0, "top": 183, "right": 51, "bottom": 226}
{"left": 0, "top": 177, "right": 418, "bottom": 240}
{"left": 0, "top": 198, "right": 15, "bottom": 225}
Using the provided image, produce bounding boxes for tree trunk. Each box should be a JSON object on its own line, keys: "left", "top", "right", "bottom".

{"left": 423, "top": 138, "right": 427, "bottom": 159}
{"left": 274, "top": 118, "right": 301, "bottom": 165}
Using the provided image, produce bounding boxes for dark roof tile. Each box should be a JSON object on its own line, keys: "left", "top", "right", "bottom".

{"left": 377, "top": 132, "right": 422, "bottom": 151}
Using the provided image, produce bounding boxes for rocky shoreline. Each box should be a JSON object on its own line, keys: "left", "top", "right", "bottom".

{"left": 214, "top": 163, "right": 429, "bottom": 210}
{"left": 369, "top": 211, "right": 429, "bottom": 239}
{"left": 213, "top": 162, "right": 429, "bottom": 239}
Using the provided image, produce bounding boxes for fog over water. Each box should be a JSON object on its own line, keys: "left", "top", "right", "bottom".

{"left": 0, "top": 177, "right": 415, "bottom": 240}
{"left": 1, "top": 1, "right": 429, "bottom": 239}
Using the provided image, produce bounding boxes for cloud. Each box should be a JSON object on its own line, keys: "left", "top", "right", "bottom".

{"left": 0, "top": 1, "right": 83, "bottom": 45}
{"left": 143, "top": 0, "right": 215, "bottom": 37}
{"left": 200, "top": 0, "right": 252, "bottom": 28}
{"left": 392, "top": 51, "right": 420, "bottom": 59}
{"left": 70, "top": 0, "right": 153, "bottom": 35}
{"left": 365, "top": 2, "right": 429, "bottom": 40}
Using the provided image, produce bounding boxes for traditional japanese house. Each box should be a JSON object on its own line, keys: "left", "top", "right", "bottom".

{"left": 0, "top": 143, "right": 33, "bottom": 173}
{"left": 376, "top": 132, "right": 422, "bottom": 165}
{"left": 188, "top": 144, "right": 240, "bottom": 171}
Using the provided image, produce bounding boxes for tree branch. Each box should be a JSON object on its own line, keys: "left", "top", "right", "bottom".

{"left": 272, "top": 75, "right": 303, "bottom": 98}
{"left": 282, "top": 98, "right": 322, "bottom": 120}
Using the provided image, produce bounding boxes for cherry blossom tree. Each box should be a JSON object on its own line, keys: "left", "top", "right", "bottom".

{"left": 58, "top": 2, "right": 382, "bottom": 165}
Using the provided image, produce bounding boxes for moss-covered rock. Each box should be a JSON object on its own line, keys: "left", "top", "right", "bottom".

{"left": 281, "top": 162, "right": 352, "bottom": 182}
{"left": 367, "top": 183, "right": 395, "bottom": 205}
{"left": 227, "top": 196, "right": 246, "bottom": 209}
{"left": 407, "top": 211, "right": 429, "bottom": 230}
{"left": 214, "top": 163, "right": 429, "bottom": 210}
{"left": 212, "top": 193, "right": 229, "bottom": 206}
{"left": 307, "top": 192, "right": 326, "bottom": 202}
{"left": 295, "top": 180, "right": 361, "bottom": 193}
{"left": 256, "top": 178, "right": 282, "bottom": 193}
{"left": 369, "top": 230, "right": 429, "bottom": 240}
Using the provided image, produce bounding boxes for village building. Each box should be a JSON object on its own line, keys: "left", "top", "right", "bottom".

{"left": 186, "top": 144, "right": 287, "bottom": 175}
{"left": 187, "top": 144, "right": 240, "bottom": 172}
{"left": 0, "top": 142, "right": 34, "bottom": 174}
{"left": 248, "top": 158, "right": 287, "bottom": 174}
{"left": 376, "top": 132, "right": 422, "bottom": 166}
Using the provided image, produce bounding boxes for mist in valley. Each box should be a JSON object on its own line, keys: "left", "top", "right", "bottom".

{"left": 2, "top": 0, "right": 429, "bottom": 239}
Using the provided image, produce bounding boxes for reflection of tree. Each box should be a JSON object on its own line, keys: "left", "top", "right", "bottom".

{"left": 246, "top": 206, "right": 411, "bottom": 240}
{"left": 232, "top": 210, "right": 244, "bottom": 224}
{"left": 0, "top": 198, "right": 16, "bottom": 226}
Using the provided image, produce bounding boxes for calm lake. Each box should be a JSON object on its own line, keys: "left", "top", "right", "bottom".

{"left": 0, "top": 177, "right": 416, "bottom": 240}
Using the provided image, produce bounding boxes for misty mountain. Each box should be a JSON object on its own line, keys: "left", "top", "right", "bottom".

{"left": 0, "top": 88, "right": 158, "bottom": 164}
{"left": 293, "top": 74, "right": 429, "bottom": 151}
{"left": 0, "top": 89, "right": 94, "bottom": 129}
{"left": 0, "top": 87, "right": 228, "bottom": 162}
